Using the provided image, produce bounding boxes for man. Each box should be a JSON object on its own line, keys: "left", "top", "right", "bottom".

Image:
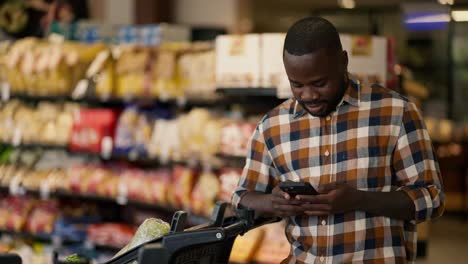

{"left": 232, "top": 17, "right": 444, "bottom": 264}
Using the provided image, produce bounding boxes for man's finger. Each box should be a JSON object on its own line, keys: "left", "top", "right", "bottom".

{"left": 300, "top": 203, "right": 332, "bottom": 212}
{"left": 304, "top": 210, "right": 329, "bottom": 216}
{"left": 317, "top": 182, "right": 339, "bottom": 194}
{"left": 272, "top": 196, "right": 304, "bottom": 205}
{"left": 295, "top": 194, "right": 330, "bottom": 204}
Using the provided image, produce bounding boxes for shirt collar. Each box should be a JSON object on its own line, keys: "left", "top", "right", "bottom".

{"left": 292, "top": 78, "right": 361, "bottom": 119}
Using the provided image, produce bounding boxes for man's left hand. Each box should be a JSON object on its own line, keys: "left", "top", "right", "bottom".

{"left": 296, "top": 182, "right": 363, "bottom": 216}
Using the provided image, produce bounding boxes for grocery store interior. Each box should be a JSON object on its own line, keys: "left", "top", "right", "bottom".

{"left": 0, "top": 0, "right": 467, "bottom": 263}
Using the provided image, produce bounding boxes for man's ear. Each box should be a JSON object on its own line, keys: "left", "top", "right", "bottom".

{"left": 341, "top": 50, "right": 349, "bottom": 69}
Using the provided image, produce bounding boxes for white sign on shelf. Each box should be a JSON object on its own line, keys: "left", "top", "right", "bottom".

{"left": 1, "top": 82, "right": 10, "bottom": 102}
{"left": 72, "top": 79, "right": 89, "bottom": 100}
{"left": 100, "top": 136, "right": 113, "bottom": 160}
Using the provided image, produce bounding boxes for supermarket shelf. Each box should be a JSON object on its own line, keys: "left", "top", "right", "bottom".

{"left": 0, "top": 186, "right": 210, "bottom": 224}
{"left": 0, "top": 142, "right": 68, "bottom": 151}
{"left": 0, "top": 142, "right": 246, "bottom": 168}
{"left": 7, "top": 88, "right": 283, "bottom": 108}
{"left": 0, "top": 229, "right": 121, "bottom": 252}
{"left": 9, "top": 93, "right": 72, "bottom": 103}
{"left": 215, "top": 87, "right": 277, "bottom": 97}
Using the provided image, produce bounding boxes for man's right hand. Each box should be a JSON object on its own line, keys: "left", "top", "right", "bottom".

{"left": 268, "top": 186, "right": 305, "bottom": 217}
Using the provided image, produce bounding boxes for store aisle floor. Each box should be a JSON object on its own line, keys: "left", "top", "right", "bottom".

{"left": 417, "top": 215, "right": 468, "bottom": 264}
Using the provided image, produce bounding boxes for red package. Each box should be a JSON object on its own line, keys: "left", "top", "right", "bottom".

{"left": 87, "top": 223, "right": 135, "bottom": 248}
{"left": 69, "top": 109, "right": 118, "bottom": 153}
{"left": 170, "top": 166, "right": 198, "bottom": 209}
{"left": 146, "top": 169, "right": 171, "bottom": 204}
{"left": 25, "top": 200, "right": 59, "bottom": 235}
{"left": 218, "top": 169, "right": 242, "bottom": 202}
{"left": 0, "top": 196, "right": 35, "bottom": 232}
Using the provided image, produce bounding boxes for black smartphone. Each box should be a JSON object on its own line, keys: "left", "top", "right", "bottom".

{"left": 279, "top": 181, "right": 319, "bottom": 197}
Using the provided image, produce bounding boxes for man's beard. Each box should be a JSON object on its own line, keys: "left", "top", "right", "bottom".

{"left": 297, "top": 77, "right": 347, "bottom": 117}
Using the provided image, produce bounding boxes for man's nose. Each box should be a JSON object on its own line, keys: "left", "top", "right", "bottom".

{"left": 301, "top": 87, "right": 320, "bottom": 101}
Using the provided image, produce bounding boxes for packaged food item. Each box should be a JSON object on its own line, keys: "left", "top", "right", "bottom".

{"left": 151, "top": 43, "right": 189, "bottom": 99}
{"left": 261, "top": 33, "right": 291, "bottom": 98}
{"left": 84, "top": 166, "right": 114, "bottom": 196}
{"left": 146, "top": 169, "right": 171, "bottom": 204}
{"left": 220, "top": 120, "right": 256, "bottom": 157}
{"left": 69, "top": 109, "right": 118, "bottom": 153}
{"left": 254, "top": 222, "right": 290, "bottom": 263}
{"left": 218, "top": 168, "right": 242, "bottom": 202}
{"left": 178, "top": 44, "right": 216, "bottom": 98}
{"left": 5, "top": 38, "right": 107, "bottom": 96}
{"left": 169, "top": 166, "right": 198, "bottom": 209}
{"left": 115, "top": 46, "right": 153, "bottom": 99}
{"left": 114, "top": 107, "right": 140, "bottom": 155}
{"left": 216, "top": 34, "right": 261, "bottom": 88}
{"left": 191, "top": 170, "right": 220, "bottom": 216}
{"left": 178, "top": 108, "right": 221, "bottom": 160}
{"left": 120, "top": 169, "right": 148, "bottom": 202}
{"left": 87, "top": 223, "right": 136, "bottom": 248}
{"left": 148, "top": 118, "right": 181, "bottom": 161}
{"left": 25, "top": 200, "right": 59, "bottom": 235}
{"left": 230, "top": 227, "right": 265, "bottom": 263}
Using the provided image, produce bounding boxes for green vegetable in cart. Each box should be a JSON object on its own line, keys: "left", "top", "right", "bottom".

{"left": 114, "top": 218, "right": 171, "bottom": 263}
{"left": 64, "top": 253, "right": 89, "bottom": 264}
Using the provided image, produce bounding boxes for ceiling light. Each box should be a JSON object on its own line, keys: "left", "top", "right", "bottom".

{"left": 405, "top": 13, "right": 451, "bottom": 24}
{"left": 338, "top": 0, "right": 355, "bottom": 9}
{"left": 452, "top": 10, "right": 468, "bottom": 21}
{"left": 438, "top": 0, "right": 454, "bottom": 5}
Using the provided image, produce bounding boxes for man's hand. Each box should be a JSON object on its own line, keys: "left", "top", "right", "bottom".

{"left": 269, "top": 185, "right": 305, "bottom": 217}
{"left": 296, "top": 182, "right": 363, "bottom": 216}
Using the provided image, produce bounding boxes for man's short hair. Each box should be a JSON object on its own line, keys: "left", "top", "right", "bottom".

{"left": 284, "top": 16, "right": 343, "bottom": 56}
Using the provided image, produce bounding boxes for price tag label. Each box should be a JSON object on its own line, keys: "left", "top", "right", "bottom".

{"left": 40, "top": 181, "right": 51, "bottom": 200}
{"left": 12, "top": 127, "right": 22, "bottom": 147}
{"left": 86, "top": 50, "right": 110, "bottom": 78}
{"left": 159, "top": 92, "right": 170, "bottom": 102}
{"left": 72, "top": 79, "right": 89, "bottom": 100}
{"left": 159, "top": 146, "right": 170, "bottom": 165}
{"left": 84, "top": 240, "right": 95, "bottom": 250}
{"left": 128, "top": 149, "right": 139, "bottom": 161}
{"left": 100, "top": 136, "right": 113, "bottom": 160}
{"left": 9, "top": 175, "right": 21, "bottom": 196}
{"left": 52, "top": 235, "right": 63, "bottom": 248}
{"left": 187, "top": 157, "right": 198, "bottom": 168}
{"left": 1, "top": 82, "right": 10, "bottom": 102}
{"left": 117, "top": 179, "right": 128, "bottom": 205}
{"left": 176, "top": 96, "right": 187, "bottom": 107}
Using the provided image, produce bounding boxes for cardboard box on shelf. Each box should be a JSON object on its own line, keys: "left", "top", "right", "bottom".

{"left": 216, "top": 34, "right": 261, "bottom": 88}
{"left": 261, "top": 33, "right": 291, "bottom": 98}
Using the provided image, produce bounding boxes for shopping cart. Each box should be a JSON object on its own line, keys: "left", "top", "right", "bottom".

{"left": 106, "top": 202, "right": 279, "bottom": 264}
{"left": 44, "top": 202, "right": 278, "bottom": 264}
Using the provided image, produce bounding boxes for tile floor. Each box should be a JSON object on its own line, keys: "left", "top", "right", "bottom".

{"left": 417, "top": 215, "right": 468, "bottom": 264}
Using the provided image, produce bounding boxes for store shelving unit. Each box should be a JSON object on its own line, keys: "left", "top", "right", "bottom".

{"left": 0, "top": 85, "right": 286, "bottom": 261}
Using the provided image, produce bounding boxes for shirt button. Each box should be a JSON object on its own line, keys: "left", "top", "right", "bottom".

{"left": 326, "top": 116, "right": 331, "bottom": 121}
{"left": 320, "top": 256, "right": 325, "bottom": 262}
{"left": 321, "top": 219, "right": 326, "bottom": 226}
{"left": 324, "top": 150, "right": 330, "bottom": 156}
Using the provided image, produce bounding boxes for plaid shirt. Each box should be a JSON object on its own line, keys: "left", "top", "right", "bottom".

{"left": 232, "top": 79, "right": 444, "bottom": 264}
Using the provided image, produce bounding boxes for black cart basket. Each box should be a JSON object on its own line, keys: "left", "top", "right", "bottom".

{"left": 34, "top": 202, "right": 277, "bottom": 264}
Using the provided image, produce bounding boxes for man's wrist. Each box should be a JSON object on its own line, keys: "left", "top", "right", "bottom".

{"left": 355, "top": 190, "right": 367, "bottom": 211}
